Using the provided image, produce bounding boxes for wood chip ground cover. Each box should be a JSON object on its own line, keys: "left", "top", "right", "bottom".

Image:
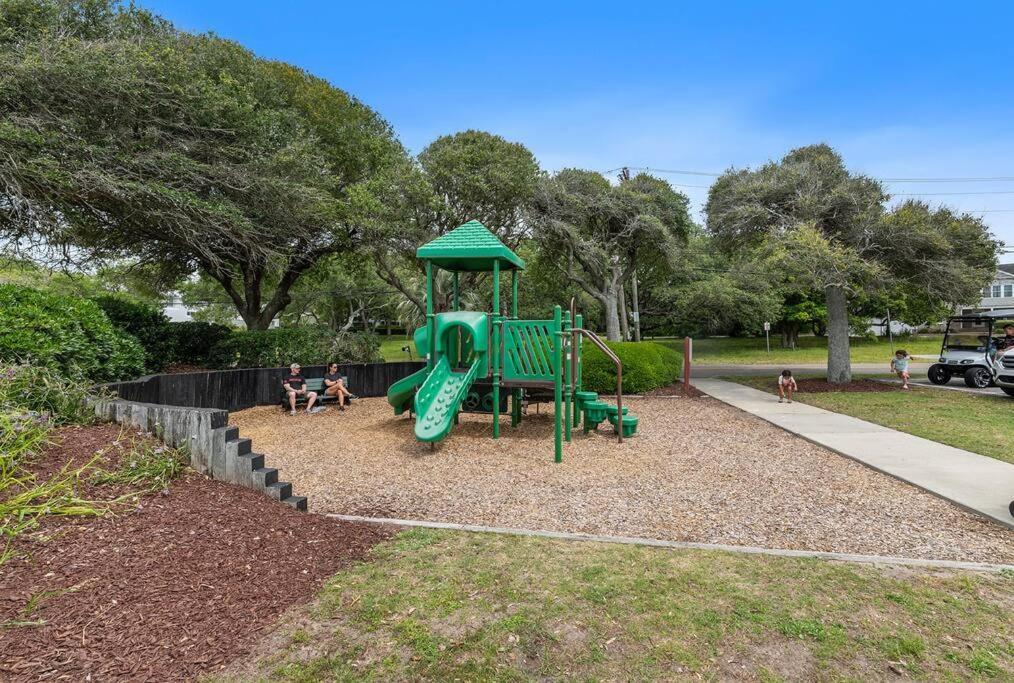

{"left": 230, "top": 396, "right": 1014, "bottom": 563}
{"left": 214, "top": 528, "right": 1014, "bottom": 682}
{"left": 0, "top": 424, "right": 392, "bottom": 682}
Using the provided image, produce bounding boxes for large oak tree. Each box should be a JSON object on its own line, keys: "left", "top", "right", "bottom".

{"left": 0, "top": 0, "right": 404, "bottom": 328}
{"left": 706, "top": 144, "right": 999, "bottom": 382}
{"left": 530, "top": 169, "right": 692, "bottom": 340}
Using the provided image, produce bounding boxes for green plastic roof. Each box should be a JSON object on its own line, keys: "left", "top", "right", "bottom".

{"left": 417, "top": 220, "right": 525, "bottom": 272}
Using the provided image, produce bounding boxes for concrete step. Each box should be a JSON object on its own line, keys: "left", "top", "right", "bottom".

{"left": 252, "top": 467, "right": 278, "bottom": 488}
{"left": 227, "top": 437, "right": 252, "bottom": 457}
{"left": 282, "top": 495, "right": 307, "bottom": 512}
{"left": 238, "top": 452, "right": 265, "bottom": 472}
{"left": 225, "top": 426, "right": 239, "bottom": 441}
{"left": 265, "top": 481, "right": 292, "bottom": 501}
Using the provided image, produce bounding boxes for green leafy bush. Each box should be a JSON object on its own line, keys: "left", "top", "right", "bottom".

{"left": 0, "top": 285, "right": 144, "bottom": 382}
{"left": 582, "top": 341, "right": 682, "bottom": 394}
{"left": 159, "top": 320, "right": 233, "bottom": 368}
{"left": 208, "top": 327, "right": 381, "bottom": 369}
{"left": 93, "top": 296, "right": 230, "bottom": 371}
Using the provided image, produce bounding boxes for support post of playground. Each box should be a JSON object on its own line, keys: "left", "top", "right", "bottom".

{"left": 425, "top": 260, "right": 434, "bottom": 371}
{"left": 510, "top": 270, "right": 521, "bottom": 428}
{"left": 492, "top": 260, "right": 501, "bottom": 439}
{"left": 553, "top": 305, "right": 563, "bottom": 463}
{"left": 563, "top": 310, "right": 572, "bottom": 444}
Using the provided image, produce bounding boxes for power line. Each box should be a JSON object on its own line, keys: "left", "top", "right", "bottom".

{"left": 604, "top": 166, "right": 1014, "bottom": 184}
{"left": 892, "top": 190, "right": 1014, "bottom": 196}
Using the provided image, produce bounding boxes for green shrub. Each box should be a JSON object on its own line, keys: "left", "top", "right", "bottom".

{"left": 159, "top": 320, "right": 233, "bottom": 368}
{"left": 0, "top": 285, "right": 144, "bottom": 382}
{"left": 208, "top": 327, "right": 381, "bottom": 369}
{"left": 93, "top": 296, "right": 168, "bottom": 372}
{"left": 93, "top": 296, "right": 230, "bottom": 371}
{"left": 0, "top": 362, "right": 101, "bottom": 425}
{"left": 582, "top": 341, "right": 682, "bottom": 394}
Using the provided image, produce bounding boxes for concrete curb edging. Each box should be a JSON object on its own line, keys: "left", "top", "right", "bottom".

{"left": 325, "top": 514, "right": 1014, "bottom": 573}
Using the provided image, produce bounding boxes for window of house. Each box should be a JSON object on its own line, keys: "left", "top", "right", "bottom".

{"left": 993, "top": 284, "right": 1003, "bottom": 298}
{"left": 1005, "top": 283, "right": 1014, "bottom": 297}
{"left": 983, "top": 285, "right": 992, "bottom": 296}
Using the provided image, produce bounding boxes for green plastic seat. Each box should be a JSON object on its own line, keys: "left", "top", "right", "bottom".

{"left": 582, "top": 400, "right": 610, "bottom": 433}
{"left": 607, "top": 414, "right": 639, "bottom": 437}
{"left": 574, "top": 390, "right": 599, "bottom": 404}
{"left": 603, "top": 404, "right": 629, "bottom": 419}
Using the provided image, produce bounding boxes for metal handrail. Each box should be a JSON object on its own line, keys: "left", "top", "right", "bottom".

{"left": 571, "top": 327, "right": 623, "bottom": 443}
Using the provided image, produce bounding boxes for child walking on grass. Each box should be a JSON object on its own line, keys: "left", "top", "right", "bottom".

{"left": 891, "top": 349, "right": 911, "bottom": 390}
{"left": 778, "top": 370, "right": 797, "bottom": 403}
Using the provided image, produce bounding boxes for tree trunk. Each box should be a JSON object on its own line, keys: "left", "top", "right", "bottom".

{"left": 825, "top": 285, "right": 851, "bottom": 384}
{"left": 603, "top": 284, "right": 621, "bottom": 341}
{"left": 630, "top": 271, "right": 641, "bottom": 342}
{"left": 780, "top": 324, "right": 799, "bottom": 349}
{"left": 618, "top": 281, "right": 630, "bottom": 341}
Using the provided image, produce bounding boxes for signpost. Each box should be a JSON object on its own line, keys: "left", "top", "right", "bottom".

{"left": 763, "top": 321, "right": 771, "bottom": 353}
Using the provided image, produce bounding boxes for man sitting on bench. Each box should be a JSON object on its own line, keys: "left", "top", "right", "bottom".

{"left": 322, "top": 362, "right": 354, "bottom": 411}
{"left": 283, "top": 363, "right": 320, "bottom": 416}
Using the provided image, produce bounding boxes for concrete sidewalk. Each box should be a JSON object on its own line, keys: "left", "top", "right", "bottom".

{"left": 695, "top": 379, "right": 1014, "bottom": 530}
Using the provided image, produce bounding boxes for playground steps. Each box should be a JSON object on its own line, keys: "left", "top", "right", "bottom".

{"left": 577, "top": 393, "right": 639, "bottom": 437}
{"left": 224, "top": 428, "right": 307, "bottom": 512}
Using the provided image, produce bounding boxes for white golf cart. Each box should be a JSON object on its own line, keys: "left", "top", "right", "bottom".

{"left": 927, "top": 310, "right": 1014, "bottom": 390}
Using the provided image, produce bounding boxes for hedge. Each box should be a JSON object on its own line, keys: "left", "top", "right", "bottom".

{"left": 0, "top": 284, "right": 144, "bottom": 382}
{"left": 93, "top": 296, "right": 231, "bottom": 371}
{"left": 581, "top": 341, "right": 682, "bottom": 394}
{"left": 208, "top": 326, "right": 381, "bottom": 369}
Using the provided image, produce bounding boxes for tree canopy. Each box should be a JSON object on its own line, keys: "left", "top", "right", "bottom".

{"left": 0, "top": 0, "right": 404, "bottom": 329}
{"left": 531, "top": 169, "right": 692, "bottom": 340}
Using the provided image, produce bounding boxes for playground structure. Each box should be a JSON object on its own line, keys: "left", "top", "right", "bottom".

{"left": 386, "top": 220, "right": 638, "bottom": 462}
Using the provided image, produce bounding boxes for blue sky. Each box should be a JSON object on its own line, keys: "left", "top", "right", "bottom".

{"left": 141, "top": 0, "right": 1014, "bottom": 250}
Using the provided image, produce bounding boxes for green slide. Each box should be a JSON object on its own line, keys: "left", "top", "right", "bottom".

{"left": 387, "top": 365, "right": 430, "bottom": 415}
{"left": 412, "top": 354, "right": 484, "bottom": 442}
{"left": 387, "top": 326, "right": 431, "bottom": 415}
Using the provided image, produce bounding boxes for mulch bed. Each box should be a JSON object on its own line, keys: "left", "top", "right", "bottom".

{"left": 791, "top": 378, "right": 901, "bottom": 393}
{"left": 644, "top": 382, "right": 704, "bottom": 397}
{"left": 0, "top": 424, "right": 392, "bottom": 682}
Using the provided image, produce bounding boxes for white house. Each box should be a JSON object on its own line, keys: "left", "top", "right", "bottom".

{"left": 957, "top": 264, "right": 1014, "bottom": 316}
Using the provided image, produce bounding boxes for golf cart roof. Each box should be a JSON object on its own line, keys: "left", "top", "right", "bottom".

{"left": 949, "top": 309, "right": 1014, "bottom": 321}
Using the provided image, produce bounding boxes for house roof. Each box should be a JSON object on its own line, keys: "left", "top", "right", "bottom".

{"left": 416, "top": 220, "right": 525, "bottom": 272}
{"left": 998, "top": 263, "right": 1014, "bottom": 277}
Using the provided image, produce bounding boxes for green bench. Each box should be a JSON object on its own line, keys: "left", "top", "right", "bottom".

{"left": 279, "top": 376, "right": 351, "bottom": 410}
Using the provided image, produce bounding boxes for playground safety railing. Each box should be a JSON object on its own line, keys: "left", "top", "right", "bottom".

{"left": 571, "top": 327, "right": 623, "bottom": 443}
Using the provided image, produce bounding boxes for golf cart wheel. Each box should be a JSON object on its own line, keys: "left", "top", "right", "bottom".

{"left": 927, "top": 364, "right": 950, "bottom": 385}
{"left": 963, "top": 367, "right": 993, "bottom": 389}
{"left": 1001, "top": 387, "right": 1014, "bottom": 398}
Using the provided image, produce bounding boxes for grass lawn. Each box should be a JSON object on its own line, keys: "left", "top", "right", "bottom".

{"left": 728, "top": 376, "right": 1014, "bottom": 466}
{"left": 224, "top": 529, "right": 1013, "bottom": 682}
{"left": 379, "top": 336, "right": 418, "bottom": 362}
{"left": 655, "top": 335, "right": 943, "bottom": 365}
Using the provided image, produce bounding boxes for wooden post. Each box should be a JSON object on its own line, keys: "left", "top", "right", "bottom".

{"left": 683, "top": 336, "right": 692, "bottom": 390}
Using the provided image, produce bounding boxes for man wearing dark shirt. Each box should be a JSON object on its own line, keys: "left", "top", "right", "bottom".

{"left": 283, "top": 363, "right": 319, "bottom": 415}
